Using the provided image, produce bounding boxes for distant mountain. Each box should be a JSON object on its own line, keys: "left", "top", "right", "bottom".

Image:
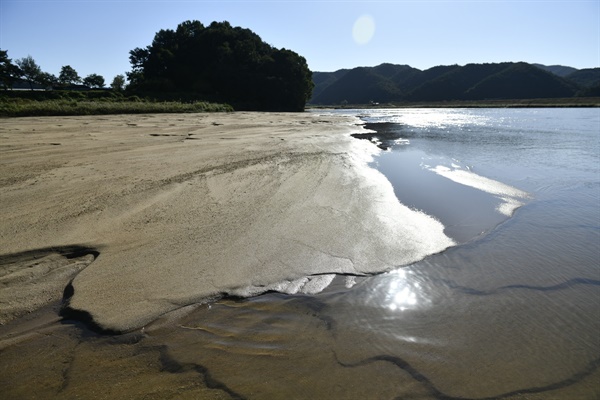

{"left": 313, "top": 64, "right": 409, "bottom": 104}
{"left": 533, "top": 64, "right": 578, "bottom": 77}
{"left": 310, "top": 62, "right": 591, "bottom": 105}
{"left": 565, "top": 68, "right": 600, "bottom": 88}
{"left": 312, "top": 69, "right": 349, "bottom": 101}
{"left": 408, "top": 63, "right": 510, "bottom": 101}
{"left": 464, "top": 63, "right": 578, "bottom": 99}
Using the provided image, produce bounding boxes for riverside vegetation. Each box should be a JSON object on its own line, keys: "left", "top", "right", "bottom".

{"left": 1, "top": 20, "right": 313, "bottom": 117}
{"left": 0, "top": 90, "right": 232, "bottom": 117}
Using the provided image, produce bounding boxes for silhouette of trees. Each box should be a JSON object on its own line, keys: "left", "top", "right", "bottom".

{"left": 59, "top": 65, "right": 81, "bottom": 86}
{"left": 2, "top": 50, "right": 121, "bottom": 92}
{"left": 110, "top": 74, "right": 126, "bottom": 91}
{"left": 38, "top": 72, "right": 58, "bottom": 87}
{"left": 15, "top": 55, "right": 43, "bottom": 90}
{"left": 0, "top": 49, "right": 21, "bottom": 89}
{"left": 127, "top": 20, "right": 313, "bottom": 111}
{"left": 83, "top": 73, "right": 105, "bottom": 88}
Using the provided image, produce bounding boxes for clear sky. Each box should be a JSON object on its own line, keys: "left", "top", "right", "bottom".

{"left": 1, "top": 0, "right": 598, "bottom": 84}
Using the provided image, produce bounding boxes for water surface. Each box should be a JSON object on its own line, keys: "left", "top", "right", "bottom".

{"left": 2, "top": 108, "right": 598, "bottom": 399}
{"left": 151, "top": 108, "right": 600, "bottom": 398}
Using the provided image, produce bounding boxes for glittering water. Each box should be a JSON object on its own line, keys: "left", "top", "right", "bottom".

{"left": 130, "top": 108, "right": 600, "bottom": 399}
{"left": 179, "top": 108, "right": 599, "bottom": 399}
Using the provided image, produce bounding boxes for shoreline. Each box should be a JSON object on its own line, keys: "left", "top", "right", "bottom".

{"left": 308, "top": 96, "right": 600, "bottom": 109}
{"left": 0, "top": 112, "right": 453, "bottom": 333}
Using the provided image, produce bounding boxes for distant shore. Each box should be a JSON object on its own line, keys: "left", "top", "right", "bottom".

{"left": 308, "top": 97, "right": 600, "bottom": 109}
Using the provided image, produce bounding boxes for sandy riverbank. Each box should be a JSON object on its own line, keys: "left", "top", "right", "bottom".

{"left": 0, "top": 112, "right": 453, "bottom": 333}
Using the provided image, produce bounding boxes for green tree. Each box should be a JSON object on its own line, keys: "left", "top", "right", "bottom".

{"left": 110, "top": 74, "right": 126, "bottom": 91}
{"left": 269, "top": 48, "right": 314, "bottom": 111}
{"left": 15, "top": 55, "right": 43, "bottom": 90}
{"left": 59, "top": 65, "right": 81, "bottom": 85}
{"left": 83, "top": 73, "right": 105, "bottom": 88}
{"left": 0, "top": 49, "right": 21, "bottom": 89}
{"left": 126, "top": 48, "right": 149, "bottom": 88}
{"left": 127, "top": 20, "right": 314, "bottom": 111}
{"left": 38, "top": 72, "right": 58, "bottom": 87}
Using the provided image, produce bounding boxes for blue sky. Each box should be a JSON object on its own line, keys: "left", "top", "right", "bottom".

{"left": 1, "top": 0, "right": 598, "bottom": 84}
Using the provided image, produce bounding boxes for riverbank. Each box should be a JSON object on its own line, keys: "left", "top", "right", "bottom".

{"left": 308, "top": 96, "right": 600, "bottom": 109}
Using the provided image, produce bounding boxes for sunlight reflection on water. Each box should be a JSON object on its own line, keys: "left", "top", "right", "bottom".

{"left": 358, "top": 108, "right": 492, "bottom": 128}
{"left": 382, "top": 269, "right": 424, "bottom": 312}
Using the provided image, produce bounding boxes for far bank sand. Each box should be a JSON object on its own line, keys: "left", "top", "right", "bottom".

{"left": 0, "top": 112, "right": 453, "bottom": 332}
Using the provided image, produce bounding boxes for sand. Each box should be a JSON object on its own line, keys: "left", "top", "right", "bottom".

{"left": 0, "top": 112, "right": 453, "bottom": 332}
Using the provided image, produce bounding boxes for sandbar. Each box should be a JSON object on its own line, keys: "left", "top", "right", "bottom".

{"left": 0, "top": 112, "right": 453, "bottom": 332}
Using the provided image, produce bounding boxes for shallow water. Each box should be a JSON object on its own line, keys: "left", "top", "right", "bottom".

{"left": 2, "top": 108, "right": 599, "bottom": 399}
{"left": 149, "top": 108, "right": 600, "bottom": 398}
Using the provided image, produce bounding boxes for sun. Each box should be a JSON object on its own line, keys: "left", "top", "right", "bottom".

{"left": 352, "top": 14, "right": 376, "bottom": 45}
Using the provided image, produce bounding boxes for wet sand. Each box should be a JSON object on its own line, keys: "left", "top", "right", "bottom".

{"left": 0, "top": 112, "right": 453, "bottom": 398}
{"left": 0, "top": 112, "right": 452, "bottom": 331}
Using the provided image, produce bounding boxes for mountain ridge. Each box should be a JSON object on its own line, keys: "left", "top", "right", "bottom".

{"left": 310, "top": 62, "right": 600, "bottom": 105}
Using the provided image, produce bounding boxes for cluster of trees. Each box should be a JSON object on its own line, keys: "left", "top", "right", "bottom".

{"left": 127, "top": 20, "right": 314, "bottom": 111}
{"left": 0, "top": 49, "right": 126, "bottom": 91}
{"left": 311, "top": 62, "right": 600, "bottom": 105}
{"left": 2, "top": 20, "right": 315, "bottom": 111}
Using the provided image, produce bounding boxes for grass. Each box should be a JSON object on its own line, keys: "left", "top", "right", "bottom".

{"left": 0, "top": 91, "right": 233, "bottom": 117}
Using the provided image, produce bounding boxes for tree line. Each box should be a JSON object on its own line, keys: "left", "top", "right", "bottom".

{"left": 1, "top": 20, "right": 315, "bottom": 111}
{"left": 127, "top": 20, "right": 313, "bottom": 111}
{"left": 0, "top": 49, "right": 126, "bottom": 91}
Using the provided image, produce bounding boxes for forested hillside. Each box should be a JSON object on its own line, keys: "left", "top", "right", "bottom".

{"left": 310, "top": 62, "right": 599, "bottom": 105}
{"left": 532, "top": 64, "right": 578, "bottom": 77}
{"left": 565, "top": 68, "right": 600, "bottom": 89}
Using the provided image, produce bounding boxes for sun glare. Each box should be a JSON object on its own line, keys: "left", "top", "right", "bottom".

{"left": 352, "top": 14, "right": 375, "bottom": 45}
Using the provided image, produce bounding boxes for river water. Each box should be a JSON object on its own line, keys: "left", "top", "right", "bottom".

{"left": 309, "top": 108, "right": 600, "bottom": 398}
{"left": 148, "top": 108, "right": 599, "bottom": 399}
{"left": 2, "top": 108, "right": 598, "bottom": 399}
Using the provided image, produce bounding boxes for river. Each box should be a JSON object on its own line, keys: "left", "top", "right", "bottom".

{"left": 2, "top": 108, "right": 598, "bottom": 399}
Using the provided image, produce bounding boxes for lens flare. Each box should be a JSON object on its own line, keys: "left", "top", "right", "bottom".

{"left": 352, "top": 15, "right": 375, "bottom": 45}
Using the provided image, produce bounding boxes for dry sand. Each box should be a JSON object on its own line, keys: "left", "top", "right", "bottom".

{"left": 0, "top": 112, "right": 453, "bottom": 332}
